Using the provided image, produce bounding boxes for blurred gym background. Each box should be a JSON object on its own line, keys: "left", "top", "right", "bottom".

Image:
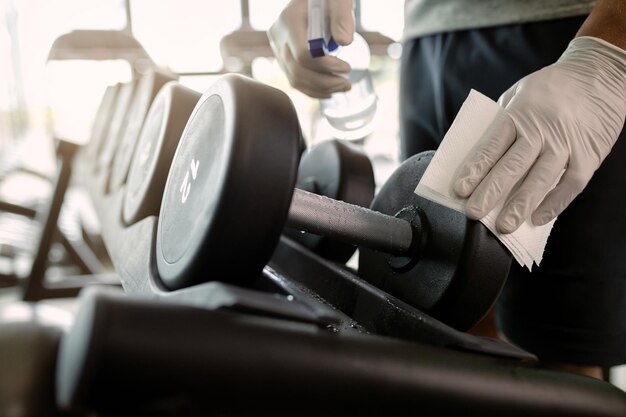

{"left": 0, "top": 0, "right": 404, "bottom": 186}
{"left": 0, "top": 0, "right": 624, "bottom": 389}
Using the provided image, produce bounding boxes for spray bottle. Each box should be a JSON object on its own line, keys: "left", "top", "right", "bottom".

{"left": 308, "top": 0, "right": 377, "bottom": 140}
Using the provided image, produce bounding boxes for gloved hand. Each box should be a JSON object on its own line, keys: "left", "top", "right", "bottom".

{"left": 453, "top": 36, "right": 626, "bottom": 234}
{"left": 267, "top": 0, "right": 354, "bottom": 98}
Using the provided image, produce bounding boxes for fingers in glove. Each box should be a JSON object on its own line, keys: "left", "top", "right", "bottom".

{"left": 277, "top": 0, "right": 351, "bottom": 73}
{"left": 286, "top": 37, "right": 351, "bottom": 74}
{"left": 328, "top": 0, "right": 355, "bottom": 46}
{"left": 283, "top": 47, "right": 351, "bottom": 98}
{"left": 495, "top": 151, "right": 568, "bottom": 233}
{"left": 454, "top": 111, "right": 517, "bottom": 198}
{"left": 466, "top": 137, "right": 541, "bottom": 220}
{"left": 268, "top": 2, "right": 350, "bottom": 92}
{"left": 279, "top": 19, "right": 351, "bottom": 75}
{"left": 531, "top": 165, "right": 595, "bottom": 226}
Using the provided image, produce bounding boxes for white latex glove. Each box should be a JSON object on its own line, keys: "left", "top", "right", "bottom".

{"left": 454, "top": 36, "right": 626, "bottom": 234}
{"left": 267, "top": 0, "right": 354, "bottom": 98}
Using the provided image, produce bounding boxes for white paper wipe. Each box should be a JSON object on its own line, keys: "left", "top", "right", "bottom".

{"left": 414, "top": 89, "right": 555, "bottom": 270}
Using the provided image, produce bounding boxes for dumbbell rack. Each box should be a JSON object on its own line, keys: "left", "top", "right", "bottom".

{"left": 55, "top": 159, "right": 626, "bottom": 417}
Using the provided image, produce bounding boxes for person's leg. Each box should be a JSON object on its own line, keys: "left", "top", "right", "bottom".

{"left": 496, "top": 121, "right": 626, "bottom": 372}
{"left": 399, "top": 35, "right": 445, "bottom": 159}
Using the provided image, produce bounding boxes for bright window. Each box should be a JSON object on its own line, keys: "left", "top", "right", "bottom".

{"left": 130, "top": 0, "right": 241, "bottom": 73}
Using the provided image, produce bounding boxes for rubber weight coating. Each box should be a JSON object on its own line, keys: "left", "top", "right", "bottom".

{"left": 358, "top": 152, "right": 512, "bottom": 331}
{"left": 156, "top": 75, "right": 301, "bottom": 290}
{"left": 82, "top": 84, "right": 120, "bottom": 165}
{"left": 109, "top": 69, "right": 175, "bottom": 192}
{"left": 123, "top": 82, "right": 201, "bottom": 225}
{"left": 96, "top": 80, "right": 138, "bottom": 176}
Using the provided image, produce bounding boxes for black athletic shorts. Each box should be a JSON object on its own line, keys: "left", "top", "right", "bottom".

{"left": 400, "top": 16, "right": 626, "bottom": 366}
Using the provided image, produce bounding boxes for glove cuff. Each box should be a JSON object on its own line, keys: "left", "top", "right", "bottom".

{"left": 575, "top": 35, "right": 626, "bottom": 53}
{"left": 561, "top": 36, "right": 626, "bottom": 69}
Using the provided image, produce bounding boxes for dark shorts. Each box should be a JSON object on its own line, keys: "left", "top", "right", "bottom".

{"left": 400, "top": 16, "right": 626, "bottom": 366}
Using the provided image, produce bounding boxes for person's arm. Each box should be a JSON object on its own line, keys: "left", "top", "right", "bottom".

{"left": 453, "top": 0, "right": 626, "bottom": 234}
{"left": 267, "top": 0, "right": 354, "bottom": 98}
{"left": 577, "top": 0, "right": 626, "bottom": 49}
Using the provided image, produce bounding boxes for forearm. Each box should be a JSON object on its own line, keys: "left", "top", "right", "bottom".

{"left": 577, "top": 0, "right": 626, "bottom": 50}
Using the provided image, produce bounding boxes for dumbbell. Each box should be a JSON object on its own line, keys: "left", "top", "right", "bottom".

{"left": 96, "top": 70, "right": 174, "bottom": 193}
{"left": 285, "top": 139, "right": 375, "bottom": 263}
{"left": 123, "top": 82, "right": 201, "bottom": 225}
{"left": 155, "top": 74, "right": 512, "bottom": 330}
{"left": 82, "top": 83, "right": 120, "bottom": 165}
{"left": 96, "top": 80, "right": 137, "bottom": 175}
{"left": 109, "top": 69, "right": 176, "bottom": 192}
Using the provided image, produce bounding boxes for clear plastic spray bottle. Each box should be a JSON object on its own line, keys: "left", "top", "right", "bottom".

{"left": 308, "top": 0, "right": 377, "bottom": 140}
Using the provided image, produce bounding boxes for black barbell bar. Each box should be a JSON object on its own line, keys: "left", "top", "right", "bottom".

{"left": 287, "top": 188, "right": 415, "bottom": 257}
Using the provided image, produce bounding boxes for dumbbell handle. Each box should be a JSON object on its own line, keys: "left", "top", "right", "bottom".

{"left": 287, "top": 188, "right": 414, "bottom": 256}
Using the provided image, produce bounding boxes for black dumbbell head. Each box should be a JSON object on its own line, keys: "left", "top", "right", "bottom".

{"left": 123, "top": 82, "right": 201, "bottom": 225}
{"left": 358, "top": 151, "right": 512, "bottom": 331}
{"left": 156, "top": 74, "right": 301, "bottom": 290}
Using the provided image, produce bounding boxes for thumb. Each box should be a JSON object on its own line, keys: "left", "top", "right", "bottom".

{"left": 328, "top": 0, "right": 355, "bottom": 46}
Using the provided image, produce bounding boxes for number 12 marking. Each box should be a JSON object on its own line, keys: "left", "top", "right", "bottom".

{"left": 180, "top": 158, "right": 199, "bottom": 204}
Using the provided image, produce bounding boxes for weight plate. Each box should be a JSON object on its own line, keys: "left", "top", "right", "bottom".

{"left": 109, "top": 70, "right": 176, "bottom": 193}
{"left": 285, "top": 139, "right": 375, "bottom": 263}
{"left": 123, "top": 82, "right": 201, "bottom": 226}
{"left": 156, "top": 74, "right": 301, "bottom": 290}
{"left": 96, "top": 80, "right": 138, "bottom": 176}
{"left": 83, "top": 84, "right": 120, "bottom": 163}
{"left": 358, "top": 151, "right": 512, "bottom": 331}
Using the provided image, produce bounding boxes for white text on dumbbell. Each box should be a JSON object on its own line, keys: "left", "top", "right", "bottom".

{"left": 179, "top": 159, "right": 200, "bottom": 204}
